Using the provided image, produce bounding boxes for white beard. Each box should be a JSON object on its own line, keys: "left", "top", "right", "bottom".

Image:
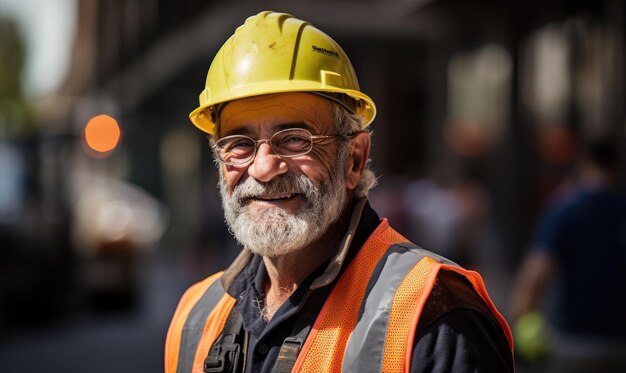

{"left": 219, "top": 157, "right": 348, "bottom": 258}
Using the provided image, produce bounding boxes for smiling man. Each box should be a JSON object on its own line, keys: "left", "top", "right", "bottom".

{"left": 165, "top": 11, "right": 513, "bottom": 373}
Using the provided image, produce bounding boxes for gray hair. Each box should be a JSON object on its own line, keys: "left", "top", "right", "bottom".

{"left": 331, "top": 103, "right": 377, "bottom": 197}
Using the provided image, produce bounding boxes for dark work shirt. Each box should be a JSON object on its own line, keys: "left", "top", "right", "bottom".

{"left": 224, "top": 201, "right": 513, "bottom": 372}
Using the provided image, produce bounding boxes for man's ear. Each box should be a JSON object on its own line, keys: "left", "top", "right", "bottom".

{"left": 346, "top": 132, "right": 371, "bottom": 190}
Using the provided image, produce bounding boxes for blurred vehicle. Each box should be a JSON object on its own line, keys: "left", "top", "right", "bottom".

{"left": 70, "top": 173, "right": 168, "bottom": 310}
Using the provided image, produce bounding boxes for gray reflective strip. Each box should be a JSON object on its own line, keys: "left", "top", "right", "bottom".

{"left": 177, "top": 278, "right": 227, "bottom": 373}
{"left": 342, "top": 243, "right": 454, "bottom": 373}
{"left": 412, "top": 247, "right": 458, "bottom": 267}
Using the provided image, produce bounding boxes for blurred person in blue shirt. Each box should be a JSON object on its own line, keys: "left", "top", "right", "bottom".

{"left": 511, "top": 137, "right": 626, "bottom": 372}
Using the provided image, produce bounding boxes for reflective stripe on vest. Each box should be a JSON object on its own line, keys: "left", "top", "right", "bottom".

{"left": 165, "top": 219, "right": 513, "bottom": 373}
{"left": 342, "top": 247, "right": 449, "bottom": 372}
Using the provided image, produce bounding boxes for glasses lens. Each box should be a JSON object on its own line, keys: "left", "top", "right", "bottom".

{"left": 271, "top": 129, "right": 313, "bottom": 156}
{"left": 215, "top": 136, "right": 255, "bottom": 164}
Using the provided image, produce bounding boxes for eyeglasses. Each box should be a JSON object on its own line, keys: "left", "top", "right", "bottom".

{"left": 212, "top": 128, "right": 348, "bottom": 166}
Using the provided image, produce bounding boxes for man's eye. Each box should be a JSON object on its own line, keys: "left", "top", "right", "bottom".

{"left": 226, "top": 139, "right": 254, "bottom": 152}
{"left": 280, "top": 135, "right": 309, "bottom": 146}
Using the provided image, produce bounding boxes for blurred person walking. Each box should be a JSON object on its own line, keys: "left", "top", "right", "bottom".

{"left": 165, "top": 11, "right": 513, "bottom": 373}
{"left": 511, "top": 138, "right": 626, "bottom": 372}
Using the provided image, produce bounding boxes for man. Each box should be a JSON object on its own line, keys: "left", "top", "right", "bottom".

{"left": 510, "top": 138, "right": 626, "bottom": 372}
{"left": 166, "top": 11, "right": 513, "bottom": 373}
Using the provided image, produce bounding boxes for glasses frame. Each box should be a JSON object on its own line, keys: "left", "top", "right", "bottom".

{"left": 211, "top": 128, "right": 352, "bottom": 166}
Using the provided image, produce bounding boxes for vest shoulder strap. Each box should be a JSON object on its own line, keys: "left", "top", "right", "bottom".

{"left": 165, "top": 272, "right": 237, "bottom": 373}
{"left": 203, "top": 308, "right": 246, "bottom": 373}
{"left": 166, "top": 272, "right": 224, "bottom": 373}
{"left": 271, "top": 323, "right": 311, "bottom": 373}
{"left": 293, "top": 219, "right": 510, "bottom": 373}
{"left": 270, "top": 279, "right": 327, "bottom": 373}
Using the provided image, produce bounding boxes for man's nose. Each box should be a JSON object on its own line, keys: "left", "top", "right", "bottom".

{"left": 247, "top": 142, "right": 288, "bottom": 182}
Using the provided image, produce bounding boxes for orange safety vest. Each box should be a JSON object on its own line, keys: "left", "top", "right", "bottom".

{"left": 165, "top": 219, "right": 513, "bottom": 373}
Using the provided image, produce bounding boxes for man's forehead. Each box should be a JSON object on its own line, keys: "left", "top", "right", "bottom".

{"left": 217, "top": 92, "right": 334, "bottom": 136}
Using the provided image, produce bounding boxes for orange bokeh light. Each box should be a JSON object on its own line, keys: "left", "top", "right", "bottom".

{"left": 84, "top": 114, "right": 121, "bottom": 154}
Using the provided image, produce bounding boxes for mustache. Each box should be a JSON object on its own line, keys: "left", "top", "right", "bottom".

{"left": 231, "top": 174, "right": 316, "bottom": 202}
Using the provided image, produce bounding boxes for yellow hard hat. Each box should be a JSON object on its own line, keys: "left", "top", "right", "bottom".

{"left": 189, "top": 11, "right": 376, "bottom": 135}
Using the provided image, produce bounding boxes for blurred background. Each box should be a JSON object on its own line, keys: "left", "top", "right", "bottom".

{"left": 0, "top": 0, "right": 624, "bottom": 372}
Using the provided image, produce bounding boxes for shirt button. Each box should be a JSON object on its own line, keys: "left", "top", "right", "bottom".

{"left": 257, "top": 344, "right": 269, "bottom": 355}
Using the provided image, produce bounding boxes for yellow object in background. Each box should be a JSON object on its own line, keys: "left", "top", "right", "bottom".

{"left": 514, "top": 311, "right": 551, "bottom": 363}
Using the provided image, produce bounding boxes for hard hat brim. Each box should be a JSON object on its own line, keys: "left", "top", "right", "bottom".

{"left": 189, "top": 83, "right": 376, "bottom": 135}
